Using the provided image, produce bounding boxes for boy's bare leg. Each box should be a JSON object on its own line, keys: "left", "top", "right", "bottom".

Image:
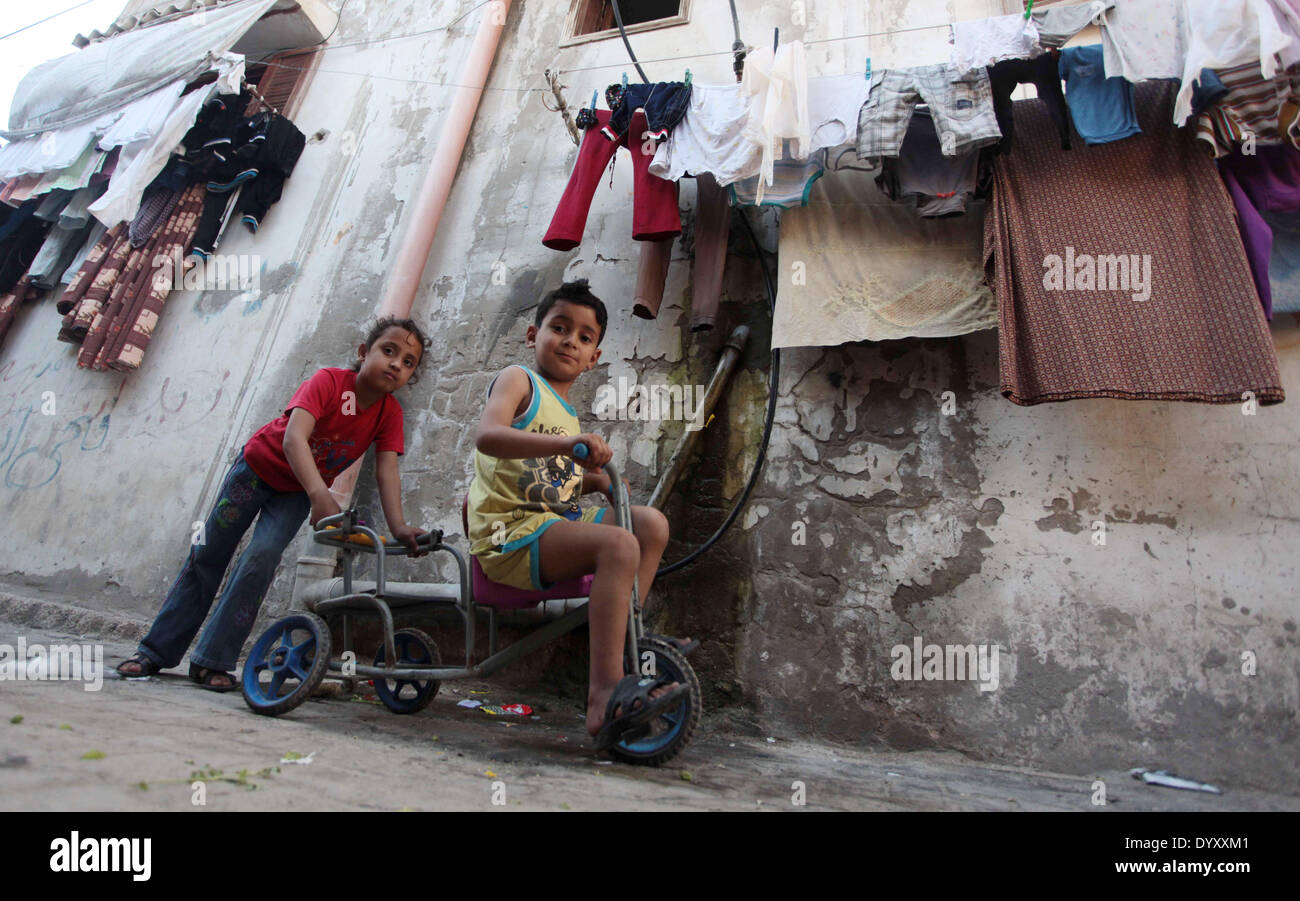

{"left": 629, "top": 505, "right": 669, "bottom": 601}
{"left": 536, "top": 520, "right": 680, "bottom": 738}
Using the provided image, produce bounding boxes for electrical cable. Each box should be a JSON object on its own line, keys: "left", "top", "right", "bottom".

{"left": 591, "top": 2, "right": 782, "bottom": 577}
{"left": 656, "top": 206, "right": 781, "bottom": 577}
{"left": 0, "top": 0, "right": 97, "bottom": 42}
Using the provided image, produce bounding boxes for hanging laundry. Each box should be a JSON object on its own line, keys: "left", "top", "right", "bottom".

{"left": 633, "top": 238, "right": 674, "bottom": 321}
{"left": 727, "top": 147, "right": 825, "bottom": 208}
{"left": 1196, "top": 61, "right": 1300, "bottom": 157}
{"left": 950, "top": 12, "right": 1043, "bottom": 75}
{"left": 601, "top": 81, "right": 692, "bottom": 143}
{"left": 1259, "top": 209, "right": 1300, "bottom": 314}
{"left": 649, "top": 82, "right": 757, "bottom": 185}
{"left": 59, "top": 221, "right": 108, "bottom": 288}
{"left": 688, "top": 172, "right": 731, "bottom": 332}
{"left": 857, "top": 64, "right": 1003, "bottom": 160}
{"left": 741, "top": 41, "right": 811, "bottom": 204}
{"left": 0, "top": 277, "right": 41, "bottom": 350}
{"left": 875, "top": 110, "right": 982, "bottom": 218}
{"left": 57, "top": 184, "right": 206, "bottom": 371}
{"left": 987, "top": 53, "right": 1072, "bottom": 154}
{"left": 984, "top": 82, "right": 1283, "bottom": 406}
{"left": 0, "top": 200, "right": 52, "bottom": 294}
{"left": 191, "top": 110, "right": 305, "bottom": 256}
{"left": 1098, "top": 0, "right": 1188, "bottom": 83}
{"left": 773, "top": 162, "right": 996, "bottom": 348}
{"left": 27, "top": 185, "right": 104, "bottom": 290}
{"left": 1189, "top": 69, "right": 1230, "bottom": 118}
{"left": 1218, "top": 144, "right": 1300, "bottom": 317}
{"left": 1059, "top": 45, "right": 1142, "bottom": 145}
{"left": 652, "top": 74, "right": 869, "bottom": 191}
{"left": 629, "top": 171, "right": 731, "bottom": 332}
{"left": 87, "top": 52, "right": 244, "bottom": 227}
{"left": 1033, "top": 0, "right": 1112, "bottom": 49}
{"left": 1173, "top": 0, "right": 1297, "bottom": 126}
{"left": 543, "top": 109, "right": 680, "bottom": 251}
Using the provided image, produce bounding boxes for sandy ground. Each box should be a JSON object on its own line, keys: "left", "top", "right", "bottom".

{"left": 1, "top": 620, "right": 1296, "bottom": 812}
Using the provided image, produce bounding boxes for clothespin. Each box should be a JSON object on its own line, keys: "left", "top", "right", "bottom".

{"left": 591, "top": 89, "right": 598, "bottom": 109}
{"left": 684, "top": 68, "right": 692, "bottom": 86}
{"left": 1025, "top": 0, "right": 1034, "bottom": 19}
{"left": 773, "top": 27, "right": 779, "bottom": 53}
{"left": 621, "top": 72, "right": 628, "bottom": 90}
{"left": 865, "top": 57, "right": 872, "bottom": 80}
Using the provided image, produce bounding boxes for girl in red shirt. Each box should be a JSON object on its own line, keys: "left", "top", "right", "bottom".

{"left": 115, "top": 317, "right": 429, "bottom": 690}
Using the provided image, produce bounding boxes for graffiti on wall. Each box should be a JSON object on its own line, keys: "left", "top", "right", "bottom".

{"left": 0, "top": 359, "right": 232, "bottom": 492}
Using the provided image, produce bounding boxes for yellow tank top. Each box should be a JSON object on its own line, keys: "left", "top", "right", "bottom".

{"left": 468, "top": 365, "right": 585, "bottom": 555}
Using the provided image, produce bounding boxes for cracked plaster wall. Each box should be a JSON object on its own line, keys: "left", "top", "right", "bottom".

{"left": 0, "top": 0, "right": 1295, "bottom": 789}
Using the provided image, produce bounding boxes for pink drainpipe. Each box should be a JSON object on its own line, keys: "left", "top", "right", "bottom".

{"left": 328, "top": 0, "right": 513, "bottom": 507}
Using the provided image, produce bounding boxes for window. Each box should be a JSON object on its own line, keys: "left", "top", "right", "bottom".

{"left": 565, "top": 0, "right": 689, "bottom": 45}
{"left": 243, "top": 49, "right": 320, "bottom": 118}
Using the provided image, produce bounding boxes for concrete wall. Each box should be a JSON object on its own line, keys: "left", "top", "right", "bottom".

{"left": 2, "top": 0, "right": 1296, "bottom": 791}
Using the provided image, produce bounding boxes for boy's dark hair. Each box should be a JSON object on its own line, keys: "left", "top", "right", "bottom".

{"left": 536, "top": 279, "right": 608, "bottom": 343}
{"left": 351, "top": 316, "right": 433, "bottom": 385}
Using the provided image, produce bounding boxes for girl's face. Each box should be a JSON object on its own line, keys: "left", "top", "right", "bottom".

{"left": 356, "top": 327, "right": 423, "bottom": 393}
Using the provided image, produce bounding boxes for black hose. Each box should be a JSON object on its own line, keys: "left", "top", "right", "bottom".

{"left": 656, "top": 208, "right": 781, "bottom": 577}
{"left": 609, "top": 0, "right": 650, "bottom": 83}
{"left": 602, "top": 0, "right": 781, "bottom": 576}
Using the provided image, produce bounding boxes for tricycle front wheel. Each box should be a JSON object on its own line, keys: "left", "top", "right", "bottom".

{"left": 610, "top": 635, "right": 702, "bottom": 766}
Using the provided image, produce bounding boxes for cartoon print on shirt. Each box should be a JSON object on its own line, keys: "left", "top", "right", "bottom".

{"left": 516, "top": 454, "right": 580, "bottom": 516}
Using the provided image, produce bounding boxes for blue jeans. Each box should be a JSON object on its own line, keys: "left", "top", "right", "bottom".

{"left": 137, "top": 450, "right": 310, "bottom": 672}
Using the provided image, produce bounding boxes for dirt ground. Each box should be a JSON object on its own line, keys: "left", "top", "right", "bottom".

{"left": 2, "top": 619, "right": 1296, "bottom": 812}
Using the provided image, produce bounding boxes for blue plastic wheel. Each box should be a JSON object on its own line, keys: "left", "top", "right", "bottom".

{"left": 241, "top": 613, "right": 331, "bottom": 717}
{"left": 611, "top": 636, "right": 701, "bottom": 766}
{"left": 373, "top": 628, "right": 441, "bottom": 714}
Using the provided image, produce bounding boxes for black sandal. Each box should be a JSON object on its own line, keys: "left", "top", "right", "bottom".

{"left": 115, "top": 654, "right": 160, "bottom": 678}
{"left": 188, "top": 662, "right": 239, "bottom": 693}
{"left": 593, "top": 674, "right": 689, "bottom": 752}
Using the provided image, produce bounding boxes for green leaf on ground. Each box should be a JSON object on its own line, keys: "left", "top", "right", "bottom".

{"left": 8, "top": 715, "right": 21, "bottom": 724}
{"left": 59, "top": 724, "right": 72, "bottom": 730}
{"left": 81, "top": 750, "right": 105, "bottom": 760}
{"left": 679, "top": 770, "right": 693, "bottom": 782}
{"left": 282, "top": 751, "right": 305, "bottom": 761}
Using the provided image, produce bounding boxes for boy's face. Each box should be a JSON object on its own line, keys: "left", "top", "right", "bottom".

{"left": 526, "top": 300, "right": 602, "bottom": 380}
{"left": 356, "top": 327, "right": 423, "bottom": 393}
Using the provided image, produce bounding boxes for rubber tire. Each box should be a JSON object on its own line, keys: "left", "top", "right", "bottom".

{"left": 373, "top": 628, "right": 441, "bottom": 714}
{"left": 241, "top": 613, "right": 332, "bottom": 717}
{"left": 609, "top": 635, "right": 701, "bottom": 767}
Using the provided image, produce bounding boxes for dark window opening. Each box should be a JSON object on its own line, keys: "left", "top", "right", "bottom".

{"left": 574, "top": 0, "right": 683, "bottom": 38}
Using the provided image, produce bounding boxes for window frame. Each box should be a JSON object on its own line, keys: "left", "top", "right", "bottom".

{"left": 560, "top": 0, "right": 692, "bottom": 48}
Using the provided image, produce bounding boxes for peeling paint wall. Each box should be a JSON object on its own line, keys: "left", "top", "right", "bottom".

{"left": 2, "top": 0, "right": 1297, "bottom": 790}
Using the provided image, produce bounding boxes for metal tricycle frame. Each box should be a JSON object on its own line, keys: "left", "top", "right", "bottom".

{"left": 309, "top": 456, "right": 643, "bottom": 685}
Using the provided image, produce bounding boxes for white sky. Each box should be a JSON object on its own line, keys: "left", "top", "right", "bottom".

{"left": 0, "top": 0, "right": 129, "bottom": 132}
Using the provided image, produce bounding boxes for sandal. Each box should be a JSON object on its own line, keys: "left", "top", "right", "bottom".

{"left": 188, "top": 662, "right": 239, "bottom": 693}
{"left": 115, "top": 654, "right": 160, "bottom": 678}
{"left": 593, "top": 673, "right": 689, "bottom": 752}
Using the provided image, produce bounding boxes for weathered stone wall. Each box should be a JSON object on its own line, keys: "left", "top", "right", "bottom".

{"left": 1, "top": 0, "right": 1295, "bottom": 790}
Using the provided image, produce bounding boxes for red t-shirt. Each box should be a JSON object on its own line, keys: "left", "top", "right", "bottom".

{"left": 243, "top": 368, "right": 405, "bottom": 492}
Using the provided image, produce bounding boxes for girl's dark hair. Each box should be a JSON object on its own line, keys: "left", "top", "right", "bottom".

{"left": 351, "top": 316, "right": 433, "bottom": 385}
{"left": 536, "top": 279, "right": 608, "bottom": 343}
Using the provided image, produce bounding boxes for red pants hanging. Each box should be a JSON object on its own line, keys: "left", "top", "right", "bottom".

{"left": 543, "top": 109, "right": 681, "bottom": 251}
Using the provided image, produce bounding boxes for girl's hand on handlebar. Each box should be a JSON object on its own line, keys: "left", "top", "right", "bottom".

{"left": 309, "top": 491, "right": 342, "bottom": 527}
{"left": 567, "top": 433, "right": 611, "bottom": 469}
{"left": 392, "top": 523, "right": 428, "bottom": 557}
